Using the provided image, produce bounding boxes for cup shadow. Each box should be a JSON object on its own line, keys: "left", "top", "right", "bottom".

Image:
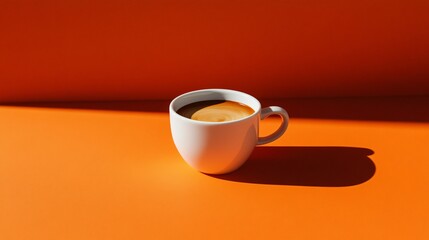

{"left": 211, "top": 146, "right": 376, "bottom": 187}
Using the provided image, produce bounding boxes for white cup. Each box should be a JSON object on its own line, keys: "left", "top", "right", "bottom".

{"left": 169, "top": 89, "right": 289, "bottom": 174}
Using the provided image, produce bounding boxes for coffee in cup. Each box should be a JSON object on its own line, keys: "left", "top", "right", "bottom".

{"left": 176, "top": 100, "right": 255, "bottom": 122}
{"left": 170, "top": 89, "right": 289, "bottom": 174}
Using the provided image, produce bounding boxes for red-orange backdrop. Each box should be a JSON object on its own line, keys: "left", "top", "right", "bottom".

{"left": 1, "top": 0, "right": 428, "bottom": 102}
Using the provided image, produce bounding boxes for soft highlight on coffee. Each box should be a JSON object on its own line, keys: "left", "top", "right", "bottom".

{"left": 177, "top": 100, "right": 255, "bottom": 122}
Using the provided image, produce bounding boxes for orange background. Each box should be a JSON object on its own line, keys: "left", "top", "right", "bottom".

{"left": 1, "top": 0, "right": 429, "bottom": 102}
{"left": 1, "top": 1, "right": 429, "bottom": 239}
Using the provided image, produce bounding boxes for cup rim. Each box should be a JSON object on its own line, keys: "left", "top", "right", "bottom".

{"left": 169, "top": 88, "right": 261, "bottom": 125}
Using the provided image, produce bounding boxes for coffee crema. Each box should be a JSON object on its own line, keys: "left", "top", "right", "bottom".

{"left": 177, "top": 100, "right": 255, "bottom": 122}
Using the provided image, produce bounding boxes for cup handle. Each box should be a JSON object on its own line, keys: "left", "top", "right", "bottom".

{"left": 257, "top": 106, "right": 289, "bottom": 145}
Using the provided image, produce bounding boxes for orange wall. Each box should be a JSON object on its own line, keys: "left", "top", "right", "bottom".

{"left": 1, "top": 0, "right": 428, "bottom": 102}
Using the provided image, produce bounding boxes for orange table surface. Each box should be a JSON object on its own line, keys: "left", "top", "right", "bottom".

{"left": 1, "top": 96, "right": 428, "bottom": 239}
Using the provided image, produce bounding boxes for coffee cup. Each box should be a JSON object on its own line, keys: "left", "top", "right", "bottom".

{"left": 169, "top": 89, "right": 289, "bottom": 174}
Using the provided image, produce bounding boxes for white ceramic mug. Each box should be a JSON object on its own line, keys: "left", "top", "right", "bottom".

{"left": 169, "top": 89, "right": 289, "bottom": 174}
